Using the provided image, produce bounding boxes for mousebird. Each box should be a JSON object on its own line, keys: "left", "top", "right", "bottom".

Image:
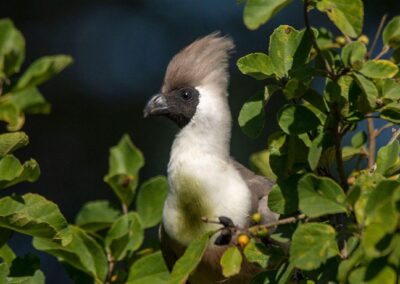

{"left": 144, "top": 33, "right": 279, "bottom": 284}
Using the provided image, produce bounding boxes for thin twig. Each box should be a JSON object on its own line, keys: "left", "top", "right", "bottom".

{"left": 375, "top": 123, "right": 393, "bottom": 137}
{"left": 367, "top": 14, "right": 388, "bottom": 59}
{"left": 367, "top": 116, "right": 376, "bottom": 168}
{"left": 303, "top": 0, "right": 334, "bottom": 78}
{"left": 106, "top": 252, "right": 115, "bottom": 284}
{"left": 374, "top": 46, "right": 390, "bottom": 60}
{"left": 121, "top": 203, "right": 128, "bottom": 215}
{"left": 251, "top": 214, "right": 307, "bottom": 231}
{"left": 389, "top": 128, "right": 400, "bottom": 144}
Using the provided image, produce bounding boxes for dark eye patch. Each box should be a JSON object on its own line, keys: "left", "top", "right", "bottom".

{"left": 163, "top": 87, "right": 200, "bottom": 127}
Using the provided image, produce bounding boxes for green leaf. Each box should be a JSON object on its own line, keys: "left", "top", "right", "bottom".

{"left": 382, "top": 78, "right": 400, "bottom": 101}
{"left": 33, "top": 225, "right": 107, "bottom": 282}
{"left": 238, "top": 90, "right": 265, "bottom": 138}
{"left": 9, "top": 88, "right": 51, "bottom": 115}
{"left": 268, "top": 174, "right": 301, "bottom": 215}
{"left": 0, "top": 155, "right": 40, "bottom": 189}
{"left": 298, "top": 174, "right": 347, "bottom": 217}
{"left": 75, "top": 200, "right": 121, "bottom": 232}
{"left": 353, "top": 73, "right": 379, "bottom": 110}
{"left": 376, "top": 140, "right": 399, "bottom": 175}
{"left": 127, "top": 251, "right": 170, "bottom": 284}
{"left": 136, "top": 176, "right": 168, "bottom": 229}
{"left": 277, "top": 105, "right": 320, "bottom": 135}
{"left": 0, "top": 19, "right": 25, "bottom": 77}
{"left": 0, "top": 193, "right": 67, "bottom": 238}
{"left": 168, "top": 233, "right": 209, "bottom": 284}
{"left": 236, "top": 53, "right": 274, "bottom": 79}
{"left": 308, "top": 132, "right": 334, "bottom": 171}
{"left": 383, "top": 16, "right": 400, "bottom": 48}
{"left": 105, "top": 212, "right": 143, "bottom": 261}
{"left": 0, "top": 244, "right": 16, "bottom": 271}
{"left": 104, "top": 134, "right": 144, "bottom": 206}
{"left": 220, "top": 246, "right": 242, "bottom": 278}
{"left": 0, "top": 99, "right": 24, "bottom": 131}
{"left": 349, "top": 264, "right": 396, "bottom": 284}
{"left": 290, "top": 223, "right": 339, "bottom": 270}
{"left": 7, "top": 269, "right": 45, "bottom": 284}
{"left": 316, "top": 0, "right": 363, "bottom": 38}
{"left": 362, "top": 180, "right": 400, "bottom": 256}
{"left": 359, "top": 60, "right": 399, "bottom": 79}
{"left": 13, "top": 55, "right": 72, "bottom": 91}
{"left": 0, "top": 132, "right": 28, "bottom": 157}
{"left": 380, "top": 103, "right": 400, "bottom": 124}
{"left": 243, "top": 0, "right": 292, "bottom": 30}
{"left": 341, "top": 41, "right": 366, "bottom": 69}
{"left": 351, "top": 131, "right": 367, "bottom": 148}
{"left": 269, "top": 25, "right": 300, "bottom": 78}
{"left": 249, "top": 150, "right": 277, "bottom": 181}
{"left": 243, "top": 239, "right": 271, "bottom": 269}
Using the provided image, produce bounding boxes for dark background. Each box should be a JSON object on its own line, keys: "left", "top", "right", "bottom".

{"left": 0, "top": 0, "right": 399, "bottom": 282}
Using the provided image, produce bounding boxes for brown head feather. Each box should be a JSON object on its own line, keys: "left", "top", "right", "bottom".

{"left": 162, "top": 32, "right": 235, "bottom": 94}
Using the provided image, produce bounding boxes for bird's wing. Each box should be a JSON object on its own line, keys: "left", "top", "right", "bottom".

{"left": 232, "top": 160, "right": 279, "bottom": 224}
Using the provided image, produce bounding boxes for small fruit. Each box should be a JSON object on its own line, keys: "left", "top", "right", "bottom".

{"left": 251, "top": 212, "right": 262, "bottom": 223}
{"left": 237, "top": 234, "right": 250, "bottom": 247}
{"left": 358, "top": 35, "right": 369, "bottom": 45}
{"left": 335, "top": 36, "right": 346, "bottom": 46}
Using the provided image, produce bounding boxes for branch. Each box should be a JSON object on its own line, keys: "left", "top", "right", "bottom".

{"left": 121, "top": 203, "right": 129, "bottom": 215}
{"left": 374, "top": 45, "right": 390, "bottom": 60}
{"left": 389, "top": 128, "right": 400, "bottom": 144}
{"left": 367, "top": 14, "right": 388, "bottom": 59}
{"left": 105, "top": 252, "right": 115, "bottom": 284}
{"left": 251, "top": 214, "right": 307, "bottom": 230}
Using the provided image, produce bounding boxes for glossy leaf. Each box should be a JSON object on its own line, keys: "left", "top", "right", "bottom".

{"left": 0, "top": 155, "right": 40, "bottom": 189}
{"left": 341, "top": 41, "right": 366, "bottom": 69}
{"left": 243, "top": 239, "right": 271, "bottom": 269}
{"left": 75, "top": 200, "right": 121, "bottom": 232}
{"left": 238, "top": 90, "right": 265, "bottom": 138}
{"left": 298, "top": 174, "right": 347, "bottom": 217}
{"left": 316, "top": 0, "right": 363, "bottom": 37}
{"left": 290, "top": 223, "right": 339, "bottom": 270}
{"left": 277, "top": 105, "right": 320, "bottom": 135}
{"left": 376, "top": 140, "right": 399, "bottom": 175}
{"left": 168, "top": 233, "right": 209, "bottom": 284}
{"left": 237, "top": 53, "right": 274, "bottom": 79}
{"left": 0, "top": 19, "right": 25, "bottom": 77}
{"left": 104, "top": 134, "right": 144, "bottom": 206}
{"left": 0, "top": 193, "right": 67, "bottom": 238}
{"left": 383, "top": 16, "right": 400, "bottom": 48}
{"left": 220, "top": 246, "right": 242, "bottom": 278}
{"left": 14, "top": 55, "right": 73, "bottom": 91}
{"left": 127, "top": 251, "right": 170, "bottom": 284}
{"left": 359, "top": 60, "right": 398, "bottom": 79}
{"left": 351, "top": 131, "right": 367, "bottom": 148}
{"left": 243, "top": 0, "right": 292, "bottom": 30}
{"left": 268, "top": 174, "right": 301, "bottom": 215}
{"left": 105, "top": 212, "right": 143, "bottom": 261}
{"left": 249, "top": 150, "right": 277, "bottom": 181}
{"left": 353, "top": 73, "right": 379, "bottom": 109}
{"left": 136, "top": 176, "right": 168, "bottom": 229}
{"left": 0, "top": 132, "right": 28, "bottom": 157}
{"left": 7, "top": 269, "right": 45, "bottom": 284}
{"left": 33, "top": 226, "right": 107, "bottom": 282}
{"left": 380, "top": 103, "right": 400, "bottom": 124}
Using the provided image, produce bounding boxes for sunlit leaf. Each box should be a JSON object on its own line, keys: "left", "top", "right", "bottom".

{"left": 75, "top": 200, "right": 121, "bottom": 232}
{"left": 0, "top": 19, "right": 25, "bottom": 77}
{"left": 383, "top": 16, "right": 400, "bottom": 48}
{"left": 0, "top": 155, "right": 40, "bottom": 189}
{"left": 237, "top": 53, "right": 274, "bottom": 79}
{"left": 316, "top": 0, "right": 363, "bottom": 37}
{"left": 136, "top": 176, "right": 168, "bottom": 229}
{"left": 220, "top": 246, "right": 242, "bottom": 278}
{"left": 290, "top": 223, "right": 339, "bottom": 270}
{"left": 243, "top": 0, "right": 293, "bottom": 30}
{"left": 238, "top": 90, "right": 265, "bottom": 138}
{"left": 0, "top": 132, "right": 28, "bottom": 157}
{"left": 359, "top": 60, "right": 399, "bottom": 79}
{"left": 127, "top": 251, "right": 170, "bottom": 284}
{"left": 104, "top": 134, "right": 144, "bottom": 206}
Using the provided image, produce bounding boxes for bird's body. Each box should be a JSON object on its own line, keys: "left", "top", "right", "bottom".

{"left": 144, "top": 33, "right": 278, "bottom": 283}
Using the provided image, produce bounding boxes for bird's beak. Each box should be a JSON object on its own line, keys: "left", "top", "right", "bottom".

{"left": 143, "top": 94, "right": 169, "bottom": 118}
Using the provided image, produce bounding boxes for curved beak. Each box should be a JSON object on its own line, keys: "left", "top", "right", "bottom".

{"left": 143, "top": 94, "right": 169, "bottom": 118}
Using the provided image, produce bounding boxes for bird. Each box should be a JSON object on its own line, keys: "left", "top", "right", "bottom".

{"left": 144, "top": 32, "right": 279, "bottom": 284}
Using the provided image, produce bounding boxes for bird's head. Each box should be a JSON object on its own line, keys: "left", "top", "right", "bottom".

{"left": 144, "top": 32, "right": 235, "bottom": 128}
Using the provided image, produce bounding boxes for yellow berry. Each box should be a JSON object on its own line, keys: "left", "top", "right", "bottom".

{"left": 358, "top": 35, "right": 369, "bottom": 45}
{"left": 251, "top": 212, "right": 262, "bottom": 223}
{"left": 335, "top": 36, "right": 346, "bottom": 46}
{"left": 111, "top": 275, "right": 118, "bottom": 282}
{"left": 237, "top": 234, "right": 250, "bottom": 247}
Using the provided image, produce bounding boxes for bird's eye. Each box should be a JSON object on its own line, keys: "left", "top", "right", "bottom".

{"left": 181, "top": 89, "right": 192, "bottom": 100}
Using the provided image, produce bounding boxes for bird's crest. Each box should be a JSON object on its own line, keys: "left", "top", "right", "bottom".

{"left": 162, "top": 32, "right": 235, "bottom": 93}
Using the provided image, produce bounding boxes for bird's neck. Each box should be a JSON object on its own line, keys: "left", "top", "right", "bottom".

{"left": 171, "top": 85, "right": 231, "bottom": 160}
